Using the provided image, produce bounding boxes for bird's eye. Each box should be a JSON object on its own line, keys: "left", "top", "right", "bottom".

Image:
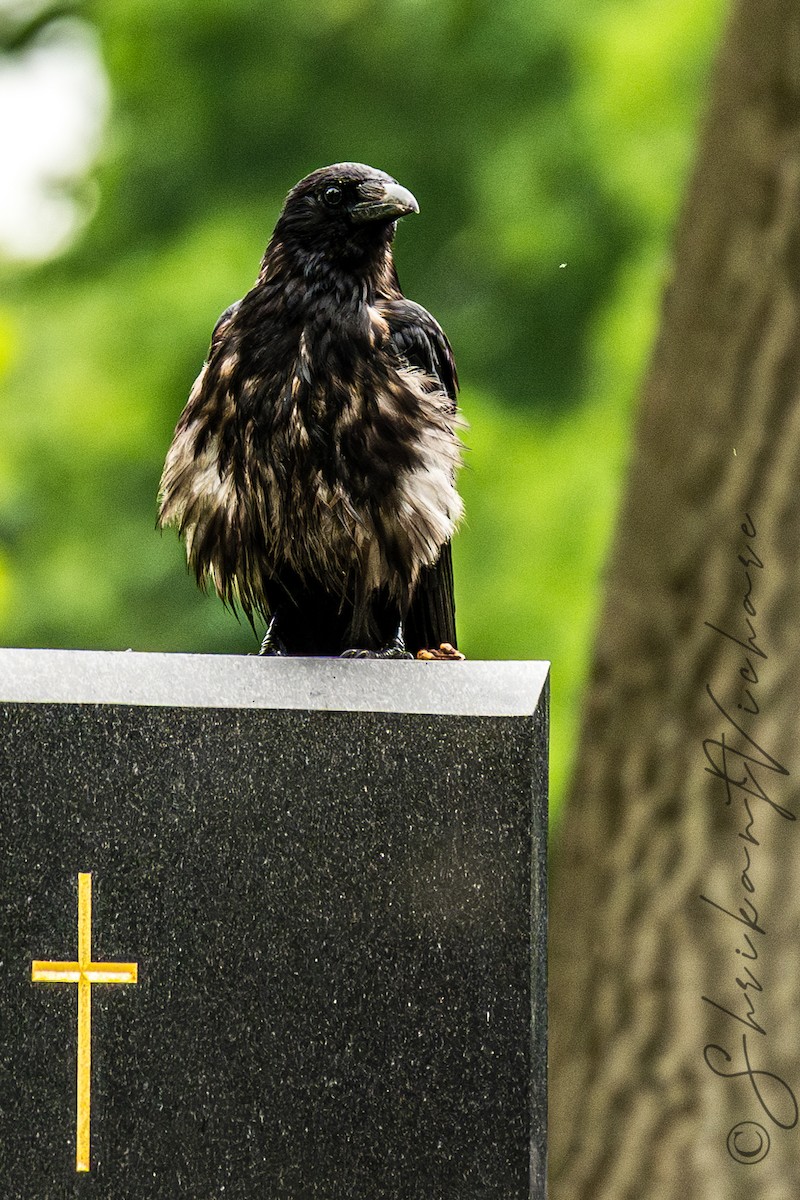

{"left": 322, "top": 184, "right": 344, "bottom": 208}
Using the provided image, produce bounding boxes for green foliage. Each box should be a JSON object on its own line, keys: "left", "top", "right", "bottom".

{"left": 0, "top": 0, "right": 727, "bottom": 811}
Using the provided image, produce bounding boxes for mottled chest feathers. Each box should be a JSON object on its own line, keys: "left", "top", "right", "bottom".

{"left": 158, "top": 300, "right": 463, "bottom": 620}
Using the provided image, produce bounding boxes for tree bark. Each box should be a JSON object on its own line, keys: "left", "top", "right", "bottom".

{"left": 550, "top": 1, "right": 800, "bottom": 1195}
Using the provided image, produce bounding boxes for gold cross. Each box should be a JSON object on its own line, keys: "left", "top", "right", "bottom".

{"left": 32, "top": 872, "right": 138, "bottom": 1172}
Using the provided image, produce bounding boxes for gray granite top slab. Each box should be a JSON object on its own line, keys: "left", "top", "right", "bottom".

{"left": 0, "top": 648, "right": 549, "bottom": 716}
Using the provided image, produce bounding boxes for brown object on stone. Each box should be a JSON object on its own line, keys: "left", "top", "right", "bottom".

{"left": 416, "top": 643, "right": 466, "bottom": 661}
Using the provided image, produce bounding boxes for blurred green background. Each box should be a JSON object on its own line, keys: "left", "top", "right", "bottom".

{"left": 0, "top": 0, "right": 726, "bottom": 812}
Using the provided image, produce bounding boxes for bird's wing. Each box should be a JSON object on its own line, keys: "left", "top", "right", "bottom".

{"left": 383, "top": 299, "right": 459, "bottom": 405}
{"left": 383, "top": 299, "right": 460, "bottom": 653}
{"left": 211, "top": 301, "right": 241, "bottom": 342}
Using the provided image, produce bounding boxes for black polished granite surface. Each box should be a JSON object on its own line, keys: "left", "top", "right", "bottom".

{"left": 0, "top": 651, "right": 548, "bottom": 1199}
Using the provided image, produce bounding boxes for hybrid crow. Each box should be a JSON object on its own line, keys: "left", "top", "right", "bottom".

{"left": 158, "top": 163, "right": 464, "bottom": 658}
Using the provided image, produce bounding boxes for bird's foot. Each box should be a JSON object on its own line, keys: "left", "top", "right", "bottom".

{"left": 340, "top": 631, "right": 413, "bottom": 660}
{"left": 340, "top": 645, "right": 414, "bottom": 659}
{"left": 259, "top": 618, "right": 288, "bottom": 657}
{"left": 416, "top": 642, "right": 466, "bottom": 661}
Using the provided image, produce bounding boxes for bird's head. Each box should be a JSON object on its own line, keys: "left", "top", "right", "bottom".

{"left": 271, "top": 163, "right": 419, "bottom": 271}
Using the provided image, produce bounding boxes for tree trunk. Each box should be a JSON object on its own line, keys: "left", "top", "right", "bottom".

{"left": 550, "top": 1, "right": 800, "bottom": 1195}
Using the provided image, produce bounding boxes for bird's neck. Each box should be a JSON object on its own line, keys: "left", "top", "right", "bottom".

{"left": 305, "top": 251, "right": 372, "bottom": 314}
{"left": 261, "top": 236, "right": 398, "bottom": 313}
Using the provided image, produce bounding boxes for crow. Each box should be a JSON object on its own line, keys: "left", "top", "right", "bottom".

{"left": 158, "top": 163, "right": 464, "bottom": 659}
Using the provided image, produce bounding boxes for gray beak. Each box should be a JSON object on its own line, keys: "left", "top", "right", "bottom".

{"left": 351, "top": 179, "right": 419, "bottom": 223}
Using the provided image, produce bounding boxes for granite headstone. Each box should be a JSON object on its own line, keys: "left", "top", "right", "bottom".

{"left": 0, "top": 650, "right": 548, "bottom": 1199}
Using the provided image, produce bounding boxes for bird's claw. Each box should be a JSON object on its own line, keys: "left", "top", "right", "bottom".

{"left": 259, "top": 642, "right": 287, "bottom": 657}
{"left": 416, "top": 642, "right": 465, "bottom": 661}
{"left": 340, "top": 644, "right": 413, "bottom": 660}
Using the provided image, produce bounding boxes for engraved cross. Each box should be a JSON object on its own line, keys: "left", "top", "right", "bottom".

{"left": 32, "top": 872, "right": 138, "bottom": 1172}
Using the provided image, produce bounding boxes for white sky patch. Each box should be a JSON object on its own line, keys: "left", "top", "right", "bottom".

{"left": 0, "top": 18, "right": 109, "bottom": 261}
